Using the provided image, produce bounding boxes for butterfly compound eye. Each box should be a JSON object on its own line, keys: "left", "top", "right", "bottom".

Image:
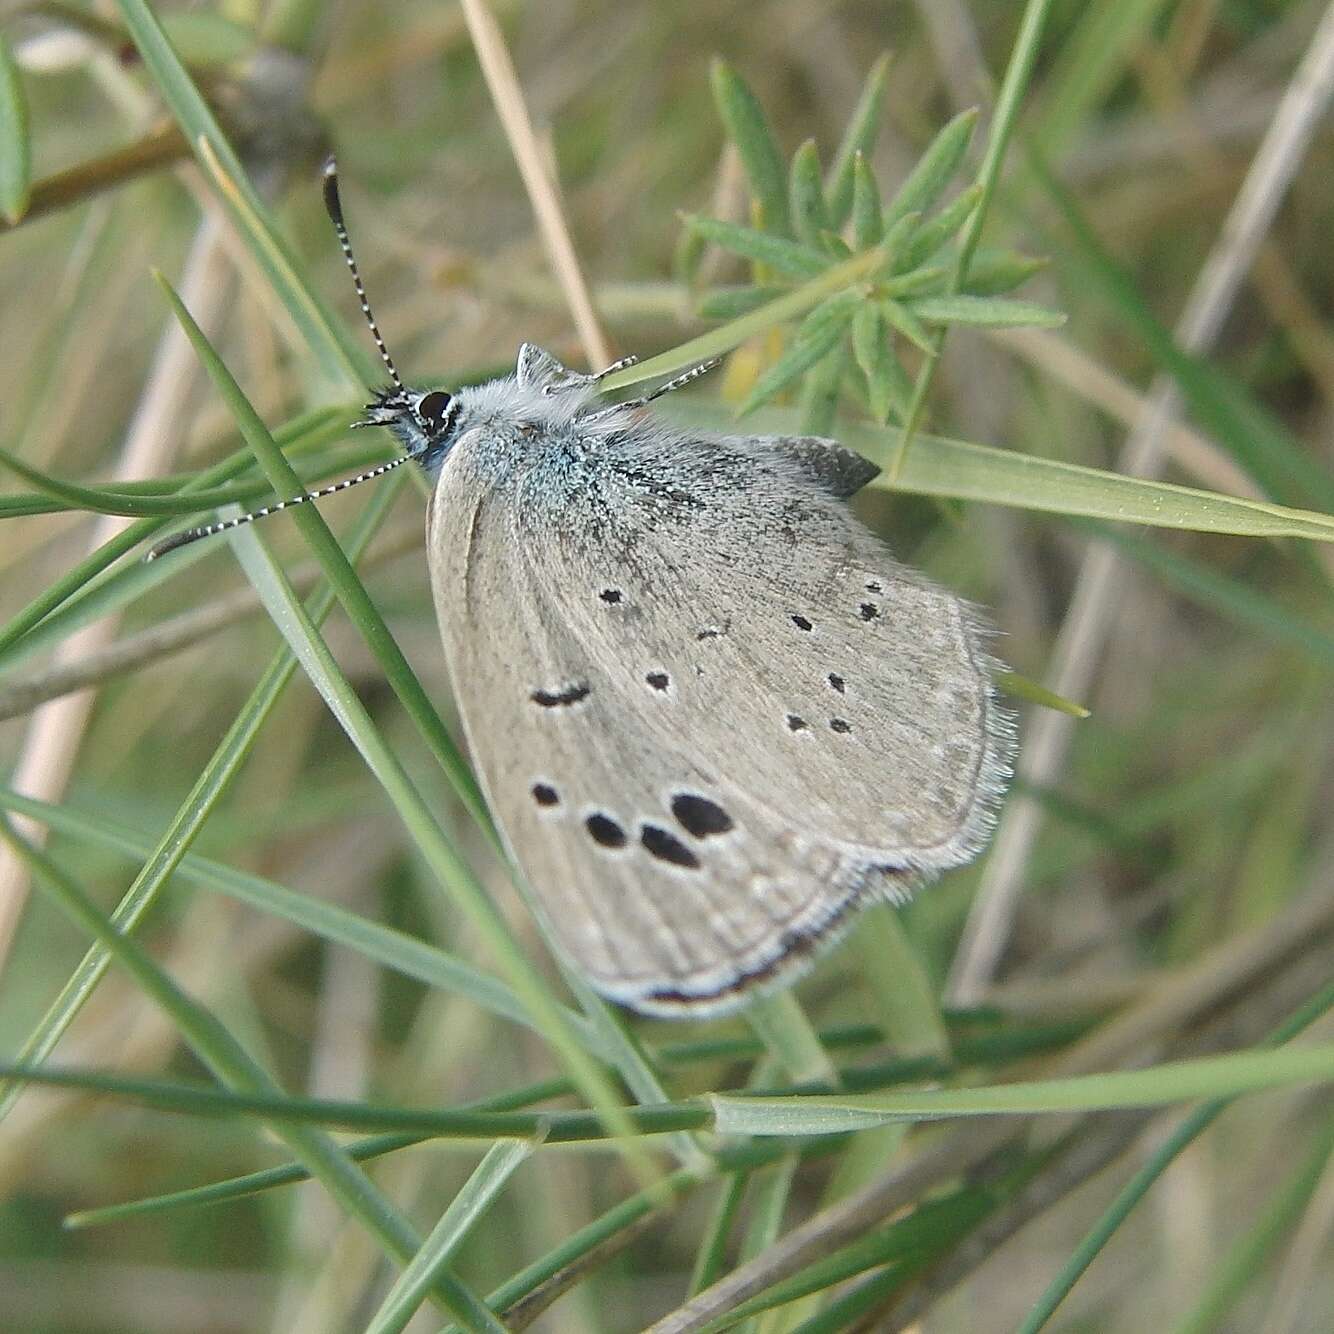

{"left": 417, "top": 390, "right": 453, "bottom": 429}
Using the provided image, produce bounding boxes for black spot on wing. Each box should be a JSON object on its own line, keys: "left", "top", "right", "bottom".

{"left": 787, "top": 714, "right": 808, "bottom": 732}
{"left": 671, "top": 793, "right": 734, "bottom": 838}
{"left": 828, "top": 673, "right": 845, "bottom": 693}
{"left": 645, "top": 671, "right": 670, "bottom": 692}
{"left": 599, "top": 589, "right": 622, "bottom": 604}
{"left": 641, "top": 823, "right": 701, "bottom": 869}
{"left": 531, "top": 782, "right": 559, "bottom": 807}
{"left": 532, "top": 683, "right": 590, "bottom": 707}
{"left": 858, "top": 603, "right": 880, "bottom": 621}
{"left": 585, "top": 813, "right": 627, "bottom": 848}
{"left": 791, "top": 615, "right": 813, "bottom": 631}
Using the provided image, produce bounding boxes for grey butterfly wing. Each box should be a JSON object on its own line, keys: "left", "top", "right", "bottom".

{"left": 514, "top": 343, "right": 571, "bottom": 390}
{"left": 737, "top": 433, "right": 881, "bottom": 498}
{"left": 427, "top": 425, "right": 1010, "bottom": 1015}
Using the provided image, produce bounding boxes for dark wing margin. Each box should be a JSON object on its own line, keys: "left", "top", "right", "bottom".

{"left": 736, "top": 434, "right": 881, "bottom": 498}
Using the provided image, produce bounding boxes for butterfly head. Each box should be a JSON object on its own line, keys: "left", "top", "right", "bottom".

{"left": 357, "top": 385, "right": 460, "bottom": 471}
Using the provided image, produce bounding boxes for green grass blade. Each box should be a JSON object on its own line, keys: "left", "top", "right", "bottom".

{"left": 1092, "top": 525, "right": 1334, "bottom": 671}
{"left": 1032, "top": 152, "right": 1334, "bottom": 513}
{"left": 0, "top": 1063, "right": 709, "bottom": 1140}
{"left": 746, "top": 992, "right": 839, "bottom": 1087}
{"left": 996, "top": 671, "right": 1090, "bottom": 718}
{"left": 690, "top": 1171, "right": 750, "bottom": 1298}
{"left": 0, "top": 821, "right": 502, "bottom": 1331}
{"left": 0, "top": 789, "right": 605, "bottom": 1054}
{"left": 1033, "top": 0, "right": 1174, "bottom": 161}
{"left": 155, "top": 280, "right": 658, "bottom": 1174}
{"left": 854, "top": 906, "right": 952, "bottom": 1060}
{"left": 1016, "top": 980, "right": 1334, "bottom": 1334}
{"left": 0, "top": 480, "right": 400, "bottom": 1127}
{"left": 112, "top": 0, "right": 365, "bottom": 388}
{"left": 712, "top": 1043, "right": 1334, "bottom": 1135}
{"left": 856, "top": 424, "right": 1334, "bottom": 541}
{"left": 0, "top": 408, "right": 350, "bottom": 667}
{"left": 0, "top": 32, "right": 31, "bottom": 225}
{"left": 0, "top": 443, "right": 281, "bottom": 516}
{"left": 366, "top": 1140, "right": 534, "bottom": 1334}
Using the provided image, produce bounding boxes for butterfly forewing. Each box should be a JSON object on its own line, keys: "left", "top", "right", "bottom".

{"left": 426, "top": 410, "right": 1010, "bottom": 1014}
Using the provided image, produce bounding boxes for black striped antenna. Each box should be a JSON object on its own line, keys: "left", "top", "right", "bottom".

{"left": 145, "top": 158, "right": 412, "bottom": 562}
{"left": 322, "top": 155, "right": 403, "bottom": 390}
{"left": 145, "top": 456, "right": 410, "bottom": 560}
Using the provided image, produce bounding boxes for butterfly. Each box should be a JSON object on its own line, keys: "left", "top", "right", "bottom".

{"left": 153, "top": 159, "right": 1013, "bottom": 1018}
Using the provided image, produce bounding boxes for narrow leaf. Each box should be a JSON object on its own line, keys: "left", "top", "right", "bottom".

{"left": 908, "top": 294, "right": 1066, "bottom": 328}
{"left": 901, "top": 183, "right": 983, "bottom": 269}
{"left": 850, "top": 152, "right": 883, "bottom": 251}
{"left": 738, "top": 304, "right": 852, "bottom": 417}
{"left": 880, "top": 265, "right": 947, "bottom": 299}
{"left": 827, "top": 52, "right": 892, "bottom": 226}
{"left": 696, "top": 285, "right": 787, "bottom": 320}
{"left": 995, "top": 672, "right": 1090, "bottom": 718}
{"left": 601, "top": 243, "right": 891, "bottom": 392}
{"left": 682, "top": 213, "right": 828, "bottom": 278}
{"left": 878, "top": 210, "right": 920, "bottom": 270}
{"left": 799, "top": 343, "right": 847, "bottom": 436}
{"left": 789, "top": 138, "right": 828, "bottom": 245}
{"left": 852, "top": 305, "right": 905, "bottom": 425}
{"left": 710, "top": 58, "right": 790, "bottom": 236}
{"left": 879, "top": 299, "right": 935, "bottom": 355}
{"left": 819, "top": 229, "right": 852, "bottom": 259}
{"left": 883, "top": 107, "right": 978, "bottom": 232}
{"left": 963, "top": 248, "right": 1048, "bottom": 295}
{"left": 0, "top": 444, "right": 274, "bottom": 517}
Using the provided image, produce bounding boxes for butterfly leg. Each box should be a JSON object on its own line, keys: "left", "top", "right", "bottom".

{"left": 583, "top": 358, "right": 722, "bottom": 419}
{"left": 543, "top": 354, "right": 640, "bottom": 396}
